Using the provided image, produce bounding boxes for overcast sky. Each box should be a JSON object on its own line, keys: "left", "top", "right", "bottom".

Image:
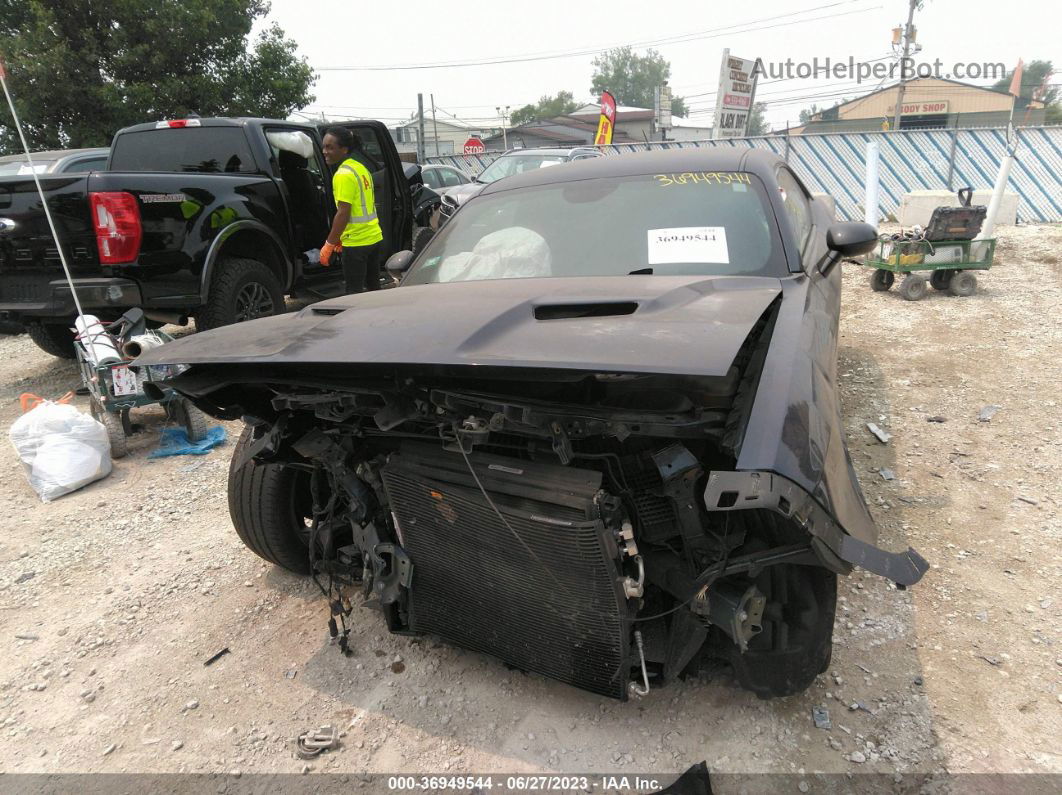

{"left": 266, "top": 0, "right": 1056, "bottom": 131}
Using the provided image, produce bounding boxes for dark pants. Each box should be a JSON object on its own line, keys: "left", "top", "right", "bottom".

{"left": 340, "top": 242, "right": 383, "bottom": 294}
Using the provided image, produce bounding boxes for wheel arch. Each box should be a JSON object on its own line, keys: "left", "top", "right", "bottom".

{"left": 202, "top": 222, "right": 292, "bottom": 300}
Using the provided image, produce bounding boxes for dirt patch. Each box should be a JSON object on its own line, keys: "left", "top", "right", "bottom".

{"left": 0, "top": 224, "right": 1058, "bottom": 780}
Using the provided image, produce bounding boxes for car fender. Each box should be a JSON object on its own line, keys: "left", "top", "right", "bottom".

{"left": 201, "top": 220, "right": 292, "bottom": 298}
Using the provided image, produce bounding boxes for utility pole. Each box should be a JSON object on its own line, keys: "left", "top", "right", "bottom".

{"left": 417, "top": 93, "right": 425, "bottom": 162}
{"left": 430, "top": 94, "right": 440, "bottom": 157}
{"left": 496, "top": 105, "right": 510, "bottom": 150}
{"left": 891, "top": 0, "right": 920, "bottom": 133}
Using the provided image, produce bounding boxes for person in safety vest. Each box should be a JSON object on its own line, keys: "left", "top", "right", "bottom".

{"left": 320, "top": 127, "right": 384, "bottom": 293}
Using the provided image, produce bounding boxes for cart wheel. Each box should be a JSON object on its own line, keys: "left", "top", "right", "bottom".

{"left": 870, "top": 269, "right": 894, "bottom": 291}
{"left": 929, "top": 269, "right": 954, "bottom": 291}
{"left": 91, "top": 402, "right": 129, "bottom": 459}
{"left": 948, "top": 271, "right": 978, "bottom": 297}
{"left": 898, "top": 274, "right": 928, "bottom": 301}
{"left": 176, "top": 398, "right": 212, "bottom": 443}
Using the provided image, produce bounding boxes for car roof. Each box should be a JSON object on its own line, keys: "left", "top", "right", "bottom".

{"left": 0, "top": 147, "right": 108, "bottom": 163}
{"left": 479, "top": 147, "right": 783, "bottom": 196}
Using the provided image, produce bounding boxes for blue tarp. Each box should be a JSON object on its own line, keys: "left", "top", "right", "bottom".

{"left": 148, "top": 426, "right": 227, "bottom": 458}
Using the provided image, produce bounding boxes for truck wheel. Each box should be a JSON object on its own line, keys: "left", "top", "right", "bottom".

{"left": 174, "top": 398, "right": 212, "bottom": 442}
{"left": 898, "top": 273, "right": 928, "bottom": 301}
{"left": 196, "top": 258, "right": 284, "bottom": 331}
{"left": 27, "top": 322, "right": 76, "bottom": 359}
{"left": 228, "top": 424, "right": 314, "bottom": 575}
{"left": 948, "top": 271, "right": 978, "bottom": 297}
{"left": 715, "top": 513, "right": 837, "bottom": 698}
{"left": 869, "top": 269, "right": 894, "bottom": 291}
{"left": 929, "top": 269, "right": 954, "bottom": 291}
{"left": 90, "top": 402, "right": 129, "bottom": 459}
{"left": 411, "top": 226, "right": 434, "bottom": 257}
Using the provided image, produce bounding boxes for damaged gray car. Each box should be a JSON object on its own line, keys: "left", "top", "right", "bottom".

{"left": 138, "top": 149, "right": 927, "bottom": 701}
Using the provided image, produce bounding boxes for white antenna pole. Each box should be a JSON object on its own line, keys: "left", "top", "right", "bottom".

{"left": 0, "top": 62, "right": 86, "bottom": 319}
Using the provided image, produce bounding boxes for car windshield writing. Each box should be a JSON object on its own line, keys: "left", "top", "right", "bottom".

{"left": 404, "top": 173, "right": 785, "bottom": 284}
{"left": 478, "top": 154, "right": 568, "bottom": 183}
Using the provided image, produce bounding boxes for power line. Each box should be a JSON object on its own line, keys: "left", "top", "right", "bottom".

{"left": 314, "top": 1, "right": 880, "bottom": 71}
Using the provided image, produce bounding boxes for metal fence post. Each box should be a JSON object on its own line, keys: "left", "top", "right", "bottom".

{"left": 945, "top": 129, "right": 958, "bottom": 190}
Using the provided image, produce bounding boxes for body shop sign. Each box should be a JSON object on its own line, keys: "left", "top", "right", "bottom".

{"left": 713, "top": 49, "right": 759, "bottom": 139}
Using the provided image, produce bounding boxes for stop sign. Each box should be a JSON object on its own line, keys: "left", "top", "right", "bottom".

{"left": 463, "top": 137, "right": 485, "bottom": 154}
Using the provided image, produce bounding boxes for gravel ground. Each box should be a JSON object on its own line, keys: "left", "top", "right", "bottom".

{"left": 0, "top": 223, "right": 1058, "bottom": 788}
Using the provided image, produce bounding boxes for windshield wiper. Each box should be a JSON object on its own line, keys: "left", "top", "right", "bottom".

{"left": 628, "top": 267, "right": 654, "bottom": 275}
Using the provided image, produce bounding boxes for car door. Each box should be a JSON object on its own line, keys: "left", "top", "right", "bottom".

{"left": 319, "top": 121, "right": 411, "bottom": 258}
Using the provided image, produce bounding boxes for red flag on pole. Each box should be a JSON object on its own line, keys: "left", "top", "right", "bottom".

{"left": 1008, "top": 59, "right": 1024, "bottom": 97}
{"left": 594, "top": 91, "right": 616, "bottom": 146}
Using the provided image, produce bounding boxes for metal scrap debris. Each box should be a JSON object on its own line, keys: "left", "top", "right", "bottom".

{"left": 978, "top": 405, "right": 1001, "bottom": 422}
{"left": 866, "top": 423, "right": 891, "bottom": 444}
{"left": 979, "top": 655, "right": 1002, "bottom": 667}
{"left": 879, "top": 468, "right": 896, "bottom": 481}
{"left": 296, "top": 725, "right": 339, "bottom": 759}
{"left": 203, "top": 647, "right": 230, "bottom": 666}
{"left": 927, "top": 416, "right": 947, "bottom": 423}
{"left": 812, "top": 706, "right": 832, "bottom": 729}
{"left": 15, "top": 572, "right": 35, "bottom": 584}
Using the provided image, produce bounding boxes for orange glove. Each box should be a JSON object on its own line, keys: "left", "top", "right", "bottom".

{"left": 320, "top": 241, "right": 342, "bottom": 266}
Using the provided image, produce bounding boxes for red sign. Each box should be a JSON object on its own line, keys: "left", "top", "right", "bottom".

{"left": 463, "top": 137, "right": 485, "bottom": 154}
{"left": 594, "top": 91, "right": 617, "bottom": 145}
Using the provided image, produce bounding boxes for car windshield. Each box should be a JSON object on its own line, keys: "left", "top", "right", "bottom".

{"left": 404, "top": 171, "right": 786, "bottom": 284}
{"left": 477, "top": 153, "right": 568, "bottom": 184}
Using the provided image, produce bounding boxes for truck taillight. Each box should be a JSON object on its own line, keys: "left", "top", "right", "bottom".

{"left": 155, "top": 119, "right": 201, "bottom": 128}
{"left": 89, "top": 192, "right": 142, "bottom": 264}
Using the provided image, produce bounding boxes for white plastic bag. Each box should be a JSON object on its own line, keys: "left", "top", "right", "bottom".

{"left": 9, "top": 402, "right": 112, "bottom": 501}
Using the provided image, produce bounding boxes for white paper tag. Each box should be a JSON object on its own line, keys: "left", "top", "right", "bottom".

{"left": 111, "top": 365, "right": 138, "bottom": 396}
{"left": 647, "top": 227, "right": 729, "bottom": 265}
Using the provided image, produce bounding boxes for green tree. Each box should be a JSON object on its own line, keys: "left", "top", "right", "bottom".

{"left": 590, "top": 47, "right": 687, "bottom": 118}
{"left": 0, "top": 0, "right": 316, "bottom": 153}
{"left": 510, "top": 91, "right": 579, "bottom": 126}
{"left": 991, "top": 59, "right": 1059, "bottom": 122}
{"left": 746, "top": 102, "right": 768, "bottom": 135}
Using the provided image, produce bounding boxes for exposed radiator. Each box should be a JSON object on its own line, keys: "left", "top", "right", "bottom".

{"left": 381, "top": 443, "right": 631, "bottom": 699}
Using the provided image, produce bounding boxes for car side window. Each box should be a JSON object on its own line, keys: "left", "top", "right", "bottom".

{"left": 775, "top": 167, "right": 812, "bottom": 257}
{"left": 62, "top": 156, "right": 107, "bottom": 173}
{"left": 422, "top": 169, "right": 443, "bottom": 189}
{"left": 440, "top": 168, "right": 465, "bottom": 187}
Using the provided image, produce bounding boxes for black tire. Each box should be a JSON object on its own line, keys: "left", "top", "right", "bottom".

{"left": 228, "top": 425, "right": 314, "bottom": 575}
{"left": 929, "top": 269, "right": 954, "bottom": 291}
{"left": 948, "top": 270, "right": 977, "bottom": 297}
{"left": 27, "top": 322, "right": 76, "bottom": 359}
{"left": 196, "top": 258, "right": 284, "bottom": 331}
{"left": 175, "top": 398, "right": 211, "bottom": 442}
{"left": 91, "top": 402, "right": 128, "bottom": 459}
{"left": 411, "top": 226, "right": 434, "bottom": 258}
{"left": 870, "top": 269, "right": 894, "bottom": 292}
{"left": 898, "top": 273, "right": 928, "bottom": 301}
{"left": 721, "top": 513, "right": 837, "bottom": 698}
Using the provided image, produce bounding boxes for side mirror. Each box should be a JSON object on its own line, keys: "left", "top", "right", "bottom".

{"left": 819, "top": 222, "right": 878, "bottom": 275}
{"left": 385, "top": 250, "right": 415, "bottom": 275}
{"left": 826, "top": 222, "right": 878, "bottom": 257}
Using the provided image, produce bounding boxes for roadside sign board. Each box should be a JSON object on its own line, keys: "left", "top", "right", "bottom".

{"left": 594, "top": 91, "right": 617, "bottom": 145}
{"left": 654, "top": 84, "right": 673, "bottom": 131}
{"left": 463, "top": 137, "right": 485, "bottom": 154}
{"left": 712, "top": 49, "right": 759, "bottom": 139}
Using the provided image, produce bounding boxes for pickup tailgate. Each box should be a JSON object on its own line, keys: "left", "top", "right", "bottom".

{"left": 0, "top": 175, "right": 98, "bottom": 308}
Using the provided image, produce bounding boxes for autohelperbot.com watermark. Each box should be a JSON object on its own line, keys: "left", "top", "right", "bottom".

{"left": 753, "top": 57, "right": 1006, "bottom": 83}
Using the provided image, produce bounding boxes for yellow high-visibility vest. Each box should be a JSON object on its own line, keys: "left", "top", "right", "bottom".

{"left": 333, "top": 157, "right": 383, "bottom": 247}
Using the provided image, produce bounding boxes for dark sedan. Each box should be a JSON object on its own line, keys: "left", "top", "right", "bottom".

{"left": 139, "top": 148, "right": 926, "bottom": 701}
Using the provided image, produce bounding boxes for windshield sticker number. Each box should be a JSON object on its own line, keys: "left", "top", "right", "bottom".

{"left": 647, "top": 227, "right": 729, "bottom": 265}
{"left": 654, "top": 172, "right": 751, "bottom": 186}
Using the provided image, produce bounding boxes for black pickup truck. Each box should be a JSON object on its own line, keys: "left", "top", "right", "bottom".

{"left": 0, "top": 117, "right": 413, "bottom": 357}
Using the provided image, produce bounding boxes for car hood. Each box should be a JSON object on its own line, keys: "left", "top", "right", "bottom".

{"left": 137, "top": 276, "right": 783, "bottom": 377}
{"left": 444, "top": 181, "right": 486, "bottom": 205}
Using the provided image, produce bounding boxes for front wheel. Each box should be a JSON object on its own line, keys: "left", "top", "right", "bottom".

{"left": 196, "top": 258, "right": 284, "bottom": 331}
{"left": 27, "top": 322, "right": 77, "bottom": 359}
{"left": 898, "top": 273, "right": 928, "bottom": 301}
{"left": 870, "top": 269, "right": 894, "bottom": 292}
{"left": 228, "top": 425, "right": 315, "bottom": 574}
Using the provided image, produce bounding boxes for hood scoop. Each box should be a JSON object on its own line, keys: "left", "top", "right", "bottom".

{"left": 534, "top": 301, "right": 638, "bottom": 321}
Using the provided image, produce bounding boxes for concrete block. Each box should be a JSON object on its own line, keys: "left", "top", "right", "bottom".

{"left": 899, "top": 189, "right": 1017, "bottom": 227}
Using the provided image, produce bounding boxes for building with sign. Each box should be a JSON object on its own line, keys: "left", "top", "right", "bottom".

{"left": 793, "top": 77, "right": 1045, "bottom": 133}
{"left": 391, "top": 116, "right": 499, "bottom": 156}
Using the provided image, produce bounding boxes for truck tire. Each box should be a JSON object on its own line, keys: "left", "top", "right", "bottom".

{"left": 228, "top": 425, "right": 314, "bottom": 575}
{"left": 27, "top": 322, "right": 77, "bottom": 359}
{"left": 196, "top": 258, "right": 284, "bottom": 331}
{"left": 173, "top": 398, "right": 212, "bottom": 442}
